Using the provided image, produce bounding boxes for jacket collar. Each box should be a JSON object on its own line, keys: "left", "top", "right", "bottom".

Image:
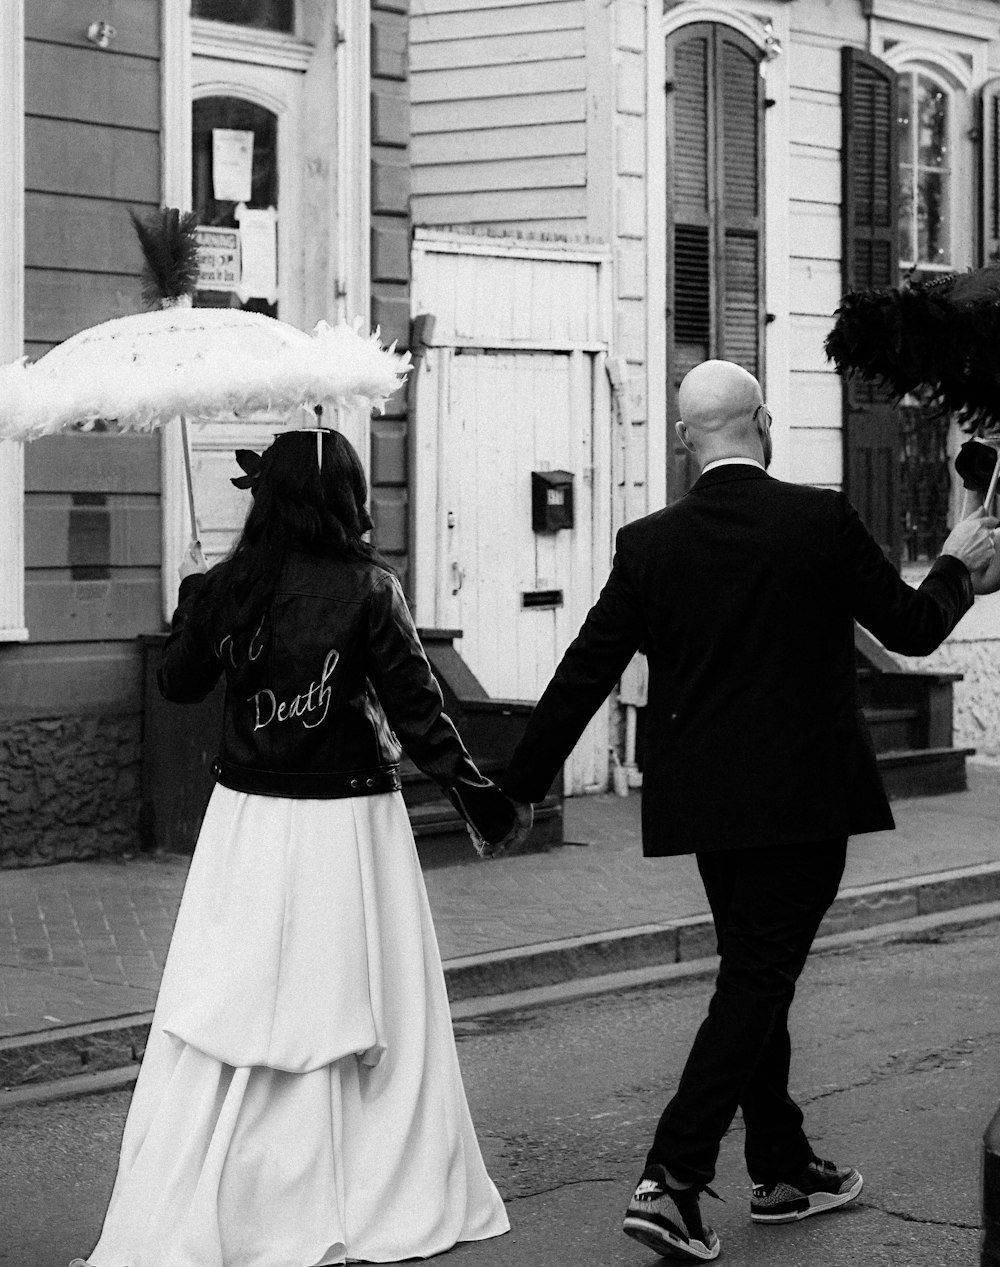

{"left": 690, "top": 464, "right": 774, "bottom": 492}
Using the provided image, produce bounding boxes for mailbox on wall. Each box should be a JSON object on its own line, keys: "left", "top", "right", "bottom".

{"left": 531, "top": 469, "right": 574, "bottom": 533}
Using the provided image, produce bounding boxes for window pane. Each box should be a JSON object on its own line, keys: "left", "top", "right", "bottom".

{"left": 917, "top": 169, "right": 950, "bottom": 265}
{"left": 899, "top": 164, "right": 914, "bottom": 261}
{"left": 917, "top": 75, "right": 947, "bottom": 169}
{"left": 192, "top": 97, "right": 279, "bottom": 316}
{"left": 897, "top": 74, "right": 913, "bottom": 166}
{"left": 192, "top": 0, "right": 294, "bottom": 32}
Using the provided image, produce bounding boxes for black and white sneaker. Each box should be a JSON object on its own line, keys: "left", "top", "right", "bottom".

{"left": 750, "top": 1156, "right": 863, "bottom": 1224}
{"left": 623, "top": 1165, "right": 721, "bottom": 1261}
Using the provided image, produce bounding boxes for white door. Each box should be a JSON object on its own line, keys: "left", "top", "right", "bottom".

{"left": 412, "top": 233, "right": 613, "bottom": 793}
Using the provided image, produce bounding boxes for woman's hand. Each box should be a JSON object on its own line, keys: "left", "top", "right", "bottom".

{"left": 179, "top": 540, "right": 208, "bottom": 580}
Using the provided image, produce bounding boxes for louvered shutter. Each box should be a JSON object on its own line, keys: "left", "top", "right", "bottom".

{"left": 665, "top": 24, "right": 764, "bottom": 501}
{"left": 719, "top": 31, "right": 764, "bottom": 379}
{"left": 666, "top": 25, "right": 712, "bottom": 497}
{"left": 841, "top": 47, "right": 901, "bottom": 563}
{"left": 980, "top": 77, "right": 1000, "bottom": 265}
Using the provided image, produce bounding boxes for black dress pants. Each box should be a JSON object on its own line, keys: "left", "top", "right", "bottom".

{"left": 646, "top": 837, "right": 848, "bottom": 1187}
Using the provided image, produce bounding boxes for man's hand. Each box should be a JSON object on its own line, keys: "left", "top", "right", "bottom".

{"left": 940, "top": 508, "right": 1000, "bottom": 575}
{"left": 474, "top": 801, "right": 534, "bottom": 860}
{"left": 179, "top": 539, "right": 208, "bottom": 580}
{"left": 971, "top": 530, "right": 1000, "bottom": 595}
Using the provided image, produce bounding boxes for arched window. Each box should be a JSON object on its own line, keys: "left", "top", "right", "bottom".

{"left": 664, "top": 23, "right": 765, "bottom": 499}
{"left": 192, "top": 95, "right": 279, "bottom": 317}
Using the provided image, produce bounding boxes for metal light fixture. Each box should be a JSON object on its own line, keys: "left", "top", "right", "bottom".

{"left": 762, "top": 20, "right": 783, "bottom": 61}
{"left": 86, "top": 20, "right": 117, "bottom": 49}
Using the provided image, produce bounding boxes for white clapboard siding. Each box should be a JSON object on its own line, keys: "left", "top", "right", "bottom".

{"left": 789, "top": 314, "right": 836, "bottom": 374}
{"left": 789, "top": 148, "right": 841, "bottom": 205}
{"left": 411, "top": 58, "right": 584, "bottom": 103}
{"left": 789, "top": 257, "right": 842, "bottom": 316}
{"left": 411, "top": 0, "right": 583, "bottom": 43}
{"left": 790, "top": 203, "right": 841, "bottom": 261}
{"left": 414, "top": 187, "right": 587, "bottom": 226}
{"left": 789, "top": 428, "right": 843, "bottom": 486}
{"left": 413, "top": 92, "right": 585, "bottom": 134}
{"left": 789, "top": 89, "right": 841, "bottom": 150}
{"left": 413, "top": 154, "right": 586, "bottom": 196}
{"left": 411, "top": 1, "right": 588, "bottom": 232}
{"left": 411, "top": 26, "right": 584, "bottom": 70}
{"left": 412, "top": 120, "right": 586, "bottom": 164}
{"left": 789, "top": 371, "right": 843, "bottom": 424}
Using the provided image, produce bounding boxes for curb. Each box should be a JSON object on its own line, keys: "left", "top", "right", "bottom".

{"left": 3, "top": 860, "right": 1000, "bottom": 1102}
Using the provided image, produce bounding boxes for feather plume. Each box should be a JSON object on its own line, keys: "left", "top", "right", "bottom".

{"left": 826, "top": 267, "right": 1000, "bottom": 431}
{"left": 129, "top": 208, "right": 200, "bottom": 308}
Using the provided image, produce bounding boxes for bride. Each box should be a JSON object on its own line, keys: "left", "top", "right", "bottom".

{"left": 74, "top": 426, "right": 518, "bottom": 1267}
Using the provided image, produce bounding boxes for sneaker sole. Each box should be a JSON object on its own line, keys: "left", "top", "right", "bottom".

{"left": 751, "top": 1172, "right": 864, "bottom": 1224}
{"left": 623, "top": 1216, "right": 721, "bottom": 1261}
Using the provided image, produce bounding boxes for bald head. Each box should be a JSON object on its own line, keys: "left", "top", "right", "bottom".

{"left": 676, "top": 360, "right": 770, "bottom": 469}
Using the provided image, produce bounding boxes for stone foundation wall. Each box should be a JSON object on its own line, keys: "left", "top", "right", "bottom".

{"left": 901, "top": 638, "right": 1000, "bottom": 761}
{"left": 0, "top": 714, "right": 141, "bottom": 867}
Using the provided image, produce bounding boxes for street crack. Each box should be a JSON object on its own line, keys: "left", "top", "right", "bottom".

{"left": 505, "top": 1176, "right": 619, "bottom": 1202}
{"left": 865, "top": 1200, "right": 979, "bottom": 1232}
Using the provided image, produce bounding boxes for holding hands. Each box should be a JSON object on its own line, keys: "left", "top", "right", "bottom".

{"left": 468, "top": 800, "right": 534, "bottom": 860}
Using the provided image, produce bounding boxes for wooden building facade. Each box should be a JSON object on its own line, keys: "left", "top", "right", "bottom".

{"left": 409, "top": 0, "right": 1000, "bottom": 761}
{"left": 0, "top": 0, "right": 413, "bottom": 866}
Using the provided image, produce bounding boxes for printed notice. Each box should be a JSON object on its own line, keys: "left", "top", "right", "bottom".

{"left": 194, "top": 226, "right": 241, "bottom": 291}
{"left": 212, "top": 129, "right": 254, "bottom": 203}
{"left": 236, "top": 205, "right": 278, "bottom": 303}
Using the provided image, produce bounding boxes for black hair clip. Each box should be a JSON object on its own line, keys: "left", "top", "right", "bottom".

{"left": 231, "top": 449, "right": 262, "bottom": 491}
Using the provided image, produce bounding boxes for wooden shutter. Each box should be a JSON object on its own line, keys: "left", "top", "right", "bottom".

{"left": 980, "top": 76, "right": 1000, "bottom": 265}
{"left": 841, "top": 47, "right": 901, "bottom": 563}
{"left": 665, "top": 24, "right": 764, "bottom": 501}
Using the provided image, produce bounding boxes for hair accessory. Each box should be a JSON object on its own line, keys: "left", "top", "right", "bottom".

{"left": 231, "top": 448, "right": 263, "bottom": 490}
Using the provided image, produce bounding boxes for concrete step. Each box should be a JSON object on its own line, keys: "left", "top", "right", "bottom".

{"left": 877, "top": 745, "right": 974, "bottom": 798}
{"left": 865, "top": 705, "right": 923, "bottom": 752}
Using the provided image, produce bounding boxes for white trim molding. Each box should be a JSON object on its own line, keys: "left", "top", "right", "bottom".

{"left": 336, "top": 0, "right": 370, "bottom": 329}
{"left": 191, "top": 18, "right": 314, "bottom": 70}
{"left": 0, "top": 0, "right": 27, "bottom": 642}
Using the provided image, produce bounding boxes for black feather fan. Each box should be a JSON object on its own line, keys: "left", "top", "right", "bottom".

{"left": 129, "top": 207, "right": 200, "bottom": 308}
{"left": 825, "top": 266, "right": 1000, "bottom": 432}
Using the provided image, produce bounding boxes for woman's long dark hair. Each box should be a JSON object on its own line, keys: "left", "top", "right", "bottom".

{"left": 202, "top": 427, "right": 385, "bottom": 647}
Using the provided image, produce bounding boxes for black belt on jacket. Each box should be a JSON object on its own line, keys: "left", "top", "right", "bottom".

{"left": 212, "top": 759, "right": 402, "bottom": 800}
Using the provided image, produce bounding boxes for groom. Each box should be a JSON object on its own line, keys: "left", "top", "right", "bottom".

{"left": 500, "top": 359, "right": 998, "bottom": 1262}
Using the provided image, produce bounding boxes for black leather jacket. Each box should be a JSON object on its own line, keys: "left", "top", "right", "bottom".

{"left": 159, "top": 551, "right": 515, "bottom": 844}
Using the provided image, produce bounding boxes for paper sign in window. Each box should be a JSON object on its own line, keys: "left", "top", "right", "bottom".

{"left": 212, "top": 129, "right": 254, "bottom": 203}
{"left": 236, "top": 205, "right": 278, "bottom": 303}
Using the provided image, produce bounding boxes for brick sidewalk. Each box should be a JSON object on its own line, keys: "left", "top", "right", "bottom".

{"left": 2, "top": 766, "right": 999, "bottom": 1039}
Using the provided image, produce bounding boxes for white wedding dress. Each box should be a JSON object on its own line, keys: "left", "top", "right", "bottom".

{"left": 84, "top": 786, "right": 508, "bottom": 1267}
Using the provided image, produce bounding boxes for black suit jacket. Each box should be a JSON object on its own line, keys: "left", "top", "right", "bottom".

{"left": 501, "top": 466, "right": 974, "bottom": 855}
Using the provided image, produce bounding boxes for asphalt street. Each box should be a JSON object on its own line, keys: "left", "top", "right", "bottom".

{"left": 2, "top": 920, "right": 998, "bottom": 1267}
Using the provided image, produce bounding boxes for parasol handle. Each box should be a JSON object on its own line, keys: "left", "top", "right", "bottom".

{"left": 179, "top": 414, "right": 200, "bottom": 547}
{"left": 985, "top": 449, "right": 1000, "bottom": 518}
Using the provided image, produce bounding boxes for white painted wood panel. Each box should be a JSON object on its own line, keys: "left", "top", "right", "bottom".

{"left": 789, "top": 427, "right": 843, "bottom": 486}
{"left": 790, "top": 203, "right": 841, "bottom": 261}
{"left": 412, "top": 121, "right": 586, "bottom": 164}
{"left": 413, "top": 92, "right": 585, "bottom": 133}
{"left": 789, "top": 257, "right": 843, "bottom": 316}
{"left": 411, "top": 27, "right": 585, "bottom": 71}
{"left": 788, "top": 41, "right": 841, "bottom": 93}
{"left": 789, "top": 150, "right": 841, "bottom": 204}
{"left": 789, "top": 90, "right": 841, "bottom": 149}
{"left": 411, "top": 0, "right": 583, "bottom": 43}
{"left": 411, "top": 58, "right": 585, "bottom": 103}
{"left": 0, "top": 0, "right": 26, "bottom": 641}
{"left": 412, "top": 234, "right": 612, "bottom": 792}
{"left": 413, "top": 154, "right": 586, "bottom": 195}
{"left": 789, "top": 370, "right": 843, "bottom": 424}
{"left": 790, "top": 314, "right": 838, "bottom": 373}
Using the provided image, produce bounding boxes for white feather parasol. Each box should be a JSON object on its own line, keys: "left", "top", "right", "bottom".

{"left": 0, "top": 308, "right": 410, "bottom": 441}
